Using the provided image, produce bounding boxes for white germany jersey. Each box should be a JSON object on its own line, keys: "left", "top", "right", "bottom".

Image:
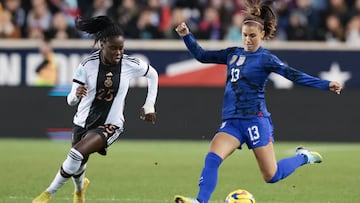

{"left": 68, "top": 50, "right": 156, "bottom": 129}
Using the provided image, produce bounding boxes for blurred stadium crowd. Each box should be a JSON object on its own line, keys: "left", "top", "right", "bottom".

{"left": 0, "top": 0, "right": 359, "bottom": 44}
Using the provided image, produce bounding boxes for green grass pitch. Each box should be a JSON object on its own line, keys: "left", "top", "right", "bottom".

{"left": 0, "top": 139, "right": 359, "bottom": 203}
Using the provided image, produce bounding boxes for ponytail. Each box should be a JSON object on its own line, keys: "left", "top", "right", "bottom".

{"left": 75, "top": 16, "right": 124, "bottom": 45}
{"left": 243, "top": 0, "right": 277, "bottom": 40}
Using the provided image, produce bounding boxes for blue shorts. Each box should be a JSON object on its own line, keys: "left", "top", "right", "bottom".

{"left": 216, "top": 117, "right": 274, "bottom": 149}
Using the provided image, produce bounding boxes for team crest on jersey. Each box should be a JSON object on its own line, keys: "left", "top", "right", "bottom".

{"left": 104, "top": 72, "right": 113, "bottom": 87}
{"left": 236, "top": 55, "right": 246, "bottom": 66}
{"left": 229, "top": 55, "right": 238, "bottom": 65}
{"left": 75, "top": 68, "right": 83, "bottom": 78}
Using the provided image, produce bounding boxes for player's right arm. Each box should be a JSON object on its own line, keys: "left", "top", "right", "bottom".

{"left": 175, "top": 22, "right": 228, "bottom": 64}
{"left": 67, "top": 64, "right": 87, "bottom": 106}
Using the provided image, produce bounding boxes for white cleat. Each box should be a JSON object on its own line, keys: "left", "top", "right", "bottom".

{"left": 296, "top": 146, "right": 323, "bottom": 164}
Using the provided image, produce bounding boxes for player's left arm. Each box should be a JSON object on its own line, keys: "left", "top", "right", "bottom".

{"left": 140, "top": 64, "right": 158, "bottom": 124}
{"left": 266, "top": 54, "right": 342, "bottom": 94}
{"left": 284, "top": 67, "right": 342, "bottom": 94}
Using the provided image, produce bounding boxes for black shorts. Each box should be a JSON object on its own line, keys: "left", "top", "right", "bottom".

{"left": 72, "top": 124, "right": 123, "bottom": 155}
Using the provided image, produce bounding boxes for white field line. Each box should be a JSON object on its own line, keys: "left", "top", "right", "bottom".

{"left": 8, "top": 195, "right": 229, "bottom": 203}
{"left": 9, "top": 196, "right": 166, "bottom": 202}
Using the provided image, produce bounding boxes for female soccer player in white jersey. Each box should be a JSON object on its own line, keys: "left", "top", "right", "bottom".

{"left": 33, "top": 15, "right": 158, "bottom": 203}
{"left": 173, "top": 1, "right": 342, "bottom": 203}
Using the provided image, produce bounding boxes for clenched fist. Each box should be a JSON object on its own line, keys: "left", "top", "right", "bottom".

{"left": 175, "top": 22, "right": 190, "bottom": 37}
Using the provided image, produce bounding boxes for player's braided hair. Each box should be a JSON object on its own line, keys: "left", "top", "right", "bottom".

{"left": 243, "top": 0, "right": 277, "bottom": 40}
{"left": 75, "top": 15, "right": 124, "bottom": 46}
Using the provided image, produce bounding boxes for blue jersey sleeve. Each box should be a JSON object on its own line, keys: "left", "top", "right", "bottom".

{"left": 182, "top": 33, "right": 230, "bottom": 64}
{"left": 265, "top": 54, "right": 330, "bottom": 90}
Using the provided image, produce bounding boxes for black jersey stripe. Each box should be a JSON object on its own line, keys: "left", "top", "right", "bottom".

{"left": 81, "top": 55, "right": 99, "bottom": 66}
{"left": 85, "top": 60, "right": 122, "bottom": 129}
{"left": 81, "top": 50, "right": 100, "bottom": 66}
{"left": 81, "top": 56, "right": 99, "bottom": 66}
{"left": 128, "top": 58, "right": 140, "bottom": 65}
{"left": 143, "top": 64, "right": 150, "bottom": 76}
{"left": 124, "top": 55, "right": 140, "bottom": 65}
{"left": 73, "top": 79, "right": 85, "bottom": 85}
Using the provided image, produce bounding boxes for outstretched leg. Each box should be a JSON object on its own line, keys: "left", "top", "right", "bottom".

{"left": 253, "top": 143, "right": 322, "bottom": 183}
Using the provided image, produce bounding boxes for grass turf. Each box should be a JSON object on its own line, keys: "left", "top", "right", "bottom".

{"left": 0, "top": 139, "right": 359, "bottom": 203}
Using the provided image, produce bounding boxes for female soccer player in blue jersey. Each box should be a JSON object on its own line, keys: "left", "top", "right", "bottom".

{"left": 33, "top": 16, "right": 158, "bottom": 203}
{"left": 174, "top": 1, "right": 342, "bottom": 203}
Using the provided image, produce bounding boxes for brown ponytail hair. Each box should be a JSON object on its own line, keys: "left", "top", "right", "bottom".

{"left": 243, "top": 0, "right": 277, "bottom": 40}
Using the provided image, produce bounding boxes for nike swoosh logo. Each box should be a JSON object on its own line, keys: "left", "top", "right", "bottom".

{"left": 252, "top": 140, "right": 260, "bottom": 145}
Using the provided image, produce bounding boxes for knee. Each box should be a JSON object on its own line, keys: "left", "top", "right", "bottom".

{"left": 258, "top": 166, "right": 278, "bottom": 183}
{"left": 262, "top": 172, "right": 276, "bottom": 183}
{"left": 265, "top": 169, "right": 280, "bottom": 184}
{"left": 61, "top": 148, "right": 84, "bottom": 176}
{"left": 74, "top": 133, "right": 104, "bottom": 155}
{"left": 204, "top": 152, "right": 223, "bottom": 168}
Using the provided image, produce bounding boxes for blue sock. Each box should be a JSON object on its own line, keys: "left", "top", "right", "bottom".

{"left": 267, "top": 154, "right": 307, "bottom": 183}
{"left": 196, "top": 152, "right": 223, "bottom": 203}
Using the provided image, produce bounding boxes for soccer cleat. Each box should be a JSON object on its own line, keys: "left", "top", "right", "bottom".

{"left": 32, "top": 191, "right": 51, "bottom": 203}
{"left": 73, "top": 177, "right": 90, "bottom": 203}
{"left": 296, "top": 146, "right": 323, "bottom": 164}
{"left": 174, "top": 195, "right": 200, "bottom": 203}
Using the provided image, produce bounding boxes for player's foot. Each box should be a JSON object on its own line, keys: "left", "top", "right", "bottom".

{"left": 174, "top": 195, "right": 200, "bottom": 203}
{"left": 73, "top": 177, "right": 90, "bottom": 203}
{"left": 296, "top": 146, "right": 323, "bottom": 164}
{"left": 32, "top": 191, "right": 51, "bottom": 203}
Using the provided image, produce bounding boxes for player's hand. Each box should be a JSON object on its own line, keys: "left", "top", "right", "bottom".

{"left": 76, "top": 85, "right": 87, "bottom": 98}
{"left": 175, "top": 22, "right": 190, "bottom": 37}
{"left": 329, "top": 81, "right": 342, "bottom": 94}
{"left": 140, "top": 108, "right": 156, "bottom": 124}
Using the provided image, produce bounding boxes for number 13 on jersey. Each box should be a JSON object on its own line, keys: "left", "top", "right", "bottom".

{"left": 247, "top": 125, "right": 260, "bottom": 142}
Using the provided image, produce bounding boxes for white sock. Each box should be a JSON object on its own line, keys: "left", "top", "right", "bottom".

{"left": 63, "top": 148, "right": 83, "bottom": 174}
{"left": 46, "top": 170, "right": 69, "bottom": 195}
{"left": 46, "top": 148, "right": 83, "bottom": 194}
{"left": 72, "top": 164, "right": 87, "bottom": 192}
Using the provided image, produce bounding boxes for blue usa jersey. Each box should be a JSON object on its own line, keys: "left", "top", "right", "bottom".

{"left": 182, "top": 33, "right": 330, "bottom": 119}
